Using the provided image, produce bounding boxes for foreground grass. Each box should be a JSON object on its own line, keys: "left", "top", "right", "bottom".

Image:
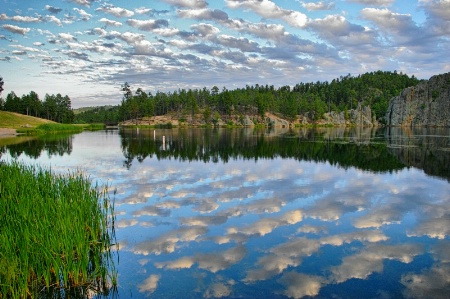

{"left": 0, "top": 161, "right": 116, "bottom": 298}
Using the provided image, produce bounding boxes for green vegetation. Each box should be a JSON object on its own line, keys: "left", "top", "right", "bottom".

{"left": 0, "top": 161, "right": 116, "bottom": 298}
{"left": 74, "top": 106, "right": 120, "bottom": 125}
{"left": 85, "top": 123, "right": 107, "bottom": 130}
{"left": 119, "top": 128, "right": 406, "bottom": 173}
{"left": 70, "top": 71, "right": 420, "bottom": 125}
{"left": 16, "top": 123, "right": 85, "bottom": 135}
{"left": 114, "top": 70, "right": 419, "bottom": 125}
{"left": 0, "top": 111, "right": 55, "bottom": 129}
{"left": 0, "top": 91, "right": 74, "bottom": 123}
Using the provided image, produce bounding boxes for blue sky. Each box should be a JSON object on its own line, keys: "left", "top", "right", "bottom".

{"left": 1, "top": 0, "right": 449, "bottom": 108}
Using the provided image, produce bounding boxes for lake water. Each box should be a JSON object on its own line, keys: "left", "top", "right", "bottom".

{"left": 1, "top": 127, "right": 450, "bottom": 298}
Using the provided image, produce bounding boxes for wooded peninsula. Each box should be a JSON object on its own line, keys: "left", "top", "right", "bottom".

{"left": 0, "top": 70, "right": 421, "bottom": 126}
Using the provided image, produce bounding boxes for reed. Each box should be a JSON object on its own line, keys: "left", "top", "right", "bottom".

{"left": 85, "top": 123, "right": 106, "bottom": 131}
{"left": 0, "top": 161, "right": 116, "bottom": 298}
{"left": 16, "top": 123, "right": 85, "bottom": 135}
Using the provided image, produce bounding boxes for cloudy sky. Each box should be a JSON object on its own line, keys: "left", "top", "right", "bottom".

{"left": 1, "top": 0, "right": 449, "bottom": 108}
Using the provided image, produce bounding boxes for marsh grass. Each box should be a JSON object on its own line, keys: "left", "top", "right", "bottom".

{"left": 16, "top": 123, "right": 85, "bottom": 135}
{"left": 0, "top": 161, "right": 116, "bottom": 298}
{"left": 85, "top": 123, "right": 106, "bottom": 131}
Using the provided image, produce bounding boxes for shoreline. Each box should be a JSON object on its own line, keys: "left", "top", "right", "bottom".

{"left": 0, "top": 128, "right": 17, "bottom": 137}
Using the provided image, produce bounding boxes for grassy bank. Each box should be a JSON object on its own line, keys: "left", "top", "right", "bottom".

{"left": 0, "top": 161, "right": 116, "bottom": 298}
{"left": 16, "top": 123, "right": 86, "bottom": 135}
{"left": 0, "top": 111, "right": 55, "bottom": 129}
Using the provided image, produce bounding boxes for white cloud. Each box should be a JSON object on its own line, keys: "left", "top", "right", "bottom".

{"left": 401, "top": 263, "right": 450, "bottom": 299}
{"left": 301, "top": 1, "right": 335, "bottom": 11}
{"left": 58, "top": 33, "right": 76, "bottom": 41}
{"left": 177, "top": 8, "right": 229, "bottom": 21}
{"left": 1, "top": 24, "right": 31, "bottom": 35}
{"left": 226, "top": 0, "right": 308, "bottom": 28}
{"left": 96, "top": 5, "right": 134, "bottom": 18}
{"left": 127, "top": 19, "right": 169, "bottom": 31}
{"left": 46, "top": 15, "right": 63, "bottom": 26}
{"left": 68, "top": 0, "right": 94, "bottom": 7}
{"left": 73, "top": 8, "right": 92, "bottom": 20}
{"left": 278, "top": 272, "right": 325, "bottom": 298}
{"left": 331, "top": 244, "right": 423, "bottom": 283}
{"left": 0, "top": 13, "right": 41, "bottom": 22}
{"left": 99, "top": 18, "right": 122, "bottom": 27}
{"left": 138, "top": 275, "right": 160, "bottom": 294}
{"left": 347, "top": 0, "right": 395, "bottom": 5}
{"left": 161, "top": 0, "right": 207, "bottom": 8}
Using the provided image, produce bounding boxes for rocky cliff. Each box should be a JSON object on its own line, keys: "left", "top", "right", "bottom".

{"left": 385, "top": 72, "right": 450, "bottom": 127}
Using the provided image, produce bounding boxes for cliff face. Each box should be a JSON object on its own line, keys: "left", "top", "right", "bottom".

{"left": 385, "top": 72, "right": 450, "bottom": 127}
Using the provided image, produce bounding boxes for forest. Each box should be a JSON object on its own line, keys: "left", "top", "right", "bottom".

{"left": 0, "top": 71, "right": 420, "bottom": 125}
{"left": 75, "top": 70, "right": 419, "bottom": 125}
{"left": 0, "top": 89, "right": 74, "bottom": 124}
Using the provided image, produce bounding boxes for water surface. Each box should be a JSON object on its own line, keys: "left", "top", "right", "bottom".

{"left": 1, "top": 127, "right": 449, "bottom": 298}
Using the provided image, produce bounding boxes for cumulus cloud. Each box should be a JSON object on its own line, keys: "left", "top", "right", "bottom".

{"left": 401, "top": 263, "right": 450, "bottom": 299}
{"left": 46, "top": 15, "right": 63, "bottom": 26}
{"left": 1, "top": 24, "right": 31, "bottom": 35}
{"left": 301, "top": 1, "right": 335, "bottom": 11}
{"left": 134, "top": 226, "right": 208, "bottom": 255}
{"left": 226, "top": 0, "right": 308, "bottom": 28}
{"left": 347, "top": 0, "right": 395, "bottom": 5}
{"left": 278, "top": 272, "right": 325, "bottom": 298}
{"left": 161, "top": 0, "right": 207, "bottom": 8}
{"left": 407, "top": 215, "right": 450, "bottom": 239}
{"left": 68, "top": 0, "right": 94, "bottom": 7}
{"left": 156, "top": 245, "right": 247, "bottom": 273}
{"left": 331, "top": 243, "right": 423, "bottom": 283}
{"left": 0, "top": 13, "right": 41, "bottom": 22}
{"left": 204, "top": 282, "right": 233, "bottom": 298}
{"left": 227, "top": 210, "right": 303, "bottom": 236}
{"left": 138, "top": 275, "right": 160, "bottom": 294}
{"left": 96, "top": 5, "right": 134, "bottom": 18}
{"left": 177, "top": 8, "right": 229, "bottom": 21}
{"left": 99, "top": 18, "right": 122, "bottom": 27}
{"left": 127, "top": 19, "right": 169, "bottom": 31}
{"left": 73, "top": 8, "right": 92, "bottom": 20}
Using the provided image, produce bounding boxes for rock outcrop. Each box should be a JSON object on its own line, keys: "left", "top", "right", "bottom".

{"left": 385, "top": 72, "right": 450, "bottom": 127}
{"left": 322, "top": 104, "right": 376, "bottom": 127}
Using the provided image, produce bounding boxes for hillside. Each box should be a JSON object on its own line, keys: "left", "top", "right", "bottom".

{"left": 0, "top": 111, "right": 55, "bottom": 129}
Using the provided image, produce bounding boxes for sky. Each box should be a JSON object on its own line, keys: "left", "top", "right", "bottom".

{"left": 0, "top": 0, "right": 449, "bottom": 108}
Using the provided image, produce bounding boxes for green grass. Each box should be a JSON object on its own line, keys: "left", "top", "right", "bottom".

{"left": 0, "top": 161, "right": 116, "bottom": 298}
{"left": 84, "top": 123, "right": 106, "bottom": 131}
{"left": 0, "top": 111, "right": 54, "bottom": 129}
{"left": 16, "top": 123, "right": 85, "bottom": 135}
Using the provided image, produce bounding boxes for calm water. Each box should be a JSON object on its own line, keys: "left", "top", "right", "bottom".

{"left": 1, "top": 127, "right": 450, "bottom": 299}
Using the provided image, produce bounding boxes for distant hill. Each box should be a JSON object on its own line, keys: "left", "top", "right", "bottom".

{"left": 73, "top": 105, "right": 116, "bottom": 115}
{"left": 0, "top": 111, "right": 55, "bottom": 128}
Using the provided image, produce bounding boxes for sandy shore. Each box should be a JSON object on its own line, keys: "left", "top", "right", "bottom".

{"left": 0, "top": 128, "right": 17, "bottom": 137}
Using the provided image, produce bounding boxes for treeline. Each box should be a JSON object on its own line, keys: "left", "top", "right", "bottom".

{"left": 114, "top": 70, "right": 419, "bottom": 124}
{"left": 0, "top": 90, "right": 74, "bottom": 123}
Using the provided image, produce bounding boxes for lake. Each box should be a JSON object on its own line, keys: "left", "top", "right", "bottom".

{"left": 1, "top": 127, "right": 449, "bottom": 298}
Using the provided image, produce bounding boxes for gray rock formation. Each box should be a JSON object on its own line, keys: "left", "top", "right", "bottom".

{"left": 385, "top": 72, "right": 450, "bottom": 127}
{"left": 265, "top": 115, "right": 290, "bottom": 127}
{"left": 323, "top": 104, "right": 376, "bottom": 127}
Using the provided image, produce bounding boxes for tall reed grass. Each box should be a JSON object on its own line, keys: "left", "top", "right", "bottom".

{"left": 0, "top": 161, "right": 116, "bottom": 298}
{"left": 17, "top": 123, "right": 85, "bottom": 135}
